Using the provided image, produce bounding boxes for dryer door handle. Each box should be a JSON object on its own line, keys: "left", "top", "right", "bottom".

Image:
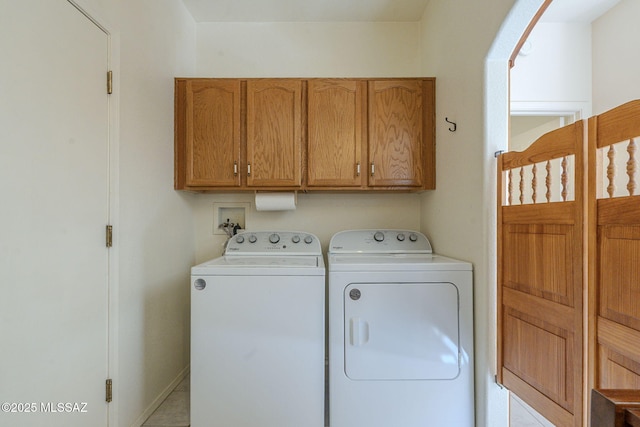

{"left": 349, "top": 317, "right": 369, "bottom": 346}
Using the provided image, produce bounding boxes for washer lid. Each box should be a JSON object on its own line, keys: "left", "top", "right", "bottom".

{"left": 329, "top": 229, "right": 432, "bottom": 254}
{"left": 329, "top": 253, "right": 471, "bottom": 272}
{"left": 191, "top": 255, "right": 325, "bottom": 275}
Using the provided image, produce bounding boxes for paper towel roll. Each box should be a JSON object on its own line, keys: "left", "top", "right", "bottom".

{"left": 255, "top": 192, "right": 297, "bottom": 211}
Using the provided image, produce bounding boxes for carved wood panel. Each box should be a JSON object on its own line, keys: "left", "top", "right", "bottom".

{"left": 498, "top": 121, "right": 584, "bottom": 427}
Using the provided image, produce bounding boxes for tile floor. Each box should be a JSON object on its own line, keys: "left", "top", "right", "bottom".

{"left": 142, "top": 374, "right": 190, "bottom": 427}
{"left": 141, "top": 375, "right": 555, "bottom": 427}
{"left": 510, "top": 393, "right": 555, "bottom": 427}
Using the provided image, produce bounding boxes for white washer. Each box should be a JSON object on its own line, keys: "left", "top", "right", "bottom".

{"left": 191, "top": 230, "right": 325, "bottom": 427}
{"left": 328, "top": 229, "right": 474, "bottom": 427}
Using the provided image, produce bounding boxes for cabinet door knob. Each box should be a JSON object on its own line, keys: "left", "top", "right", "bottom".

{"left": 356, "top": 162, "right": 361, "bottom": 177}
{"left": 371, "top": 162, "right": 375, "bottom": 176}
{"left": 233, "top": 161, "right": 238, "bottom": 176}
{"left": 247, "top": 163, "right": 251, "bottom": 176}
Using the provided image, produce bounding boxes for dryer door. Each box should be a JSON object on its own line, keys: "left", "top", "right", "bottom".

{"left": 344, "top": 282, "right": 460, "bottom": 380}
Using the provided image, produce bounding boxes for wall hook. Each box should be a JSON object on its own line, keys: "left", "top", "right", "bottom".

{"left": 445, "top": 117, "right": 457, "bottom": 132}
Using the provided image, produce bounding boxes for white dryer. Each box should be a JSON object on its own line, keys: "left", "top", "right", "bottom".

{"left": 191, "top": 230, "right": 325, "bottom": 427}
{"left": 328, "top": 229, "right": 474, "bottom": 427}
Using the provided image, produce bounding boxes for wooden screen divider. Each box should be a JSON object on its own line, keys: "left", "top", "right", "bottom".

{"left": 498, "top": 99, "right": 640, "bottom": 427}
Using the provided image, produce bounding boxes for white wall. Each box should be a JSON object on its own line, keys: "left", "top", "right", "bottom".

{"left": 510, "top": 22, "right": 592, "bottom": 117}
{"left": 510, "top": 115, "right": 567, "bottom": 151}
{"left": 74, "top": 1, "right": 198, "bottom": 425}
{"left": 419, "top": 0, "right": 524, "bottom": 426}
{"left": 193, "top": 21, "right": 424, "bottom": 260}
{"left": 197, "top": 22, "right": 421, "bottom": 77}
{"left": 115, "top": 2, "right": 196, "bottom": 425}
{"left": 194, "top": 192, "right": 422, "bottom": 262}
{"left": 592, "top": 0, "right": 640, "bottom": 114}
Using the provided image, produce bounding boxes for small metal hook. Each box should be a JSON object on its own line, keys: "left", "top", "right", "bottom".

{"left": 445, "top": 117, "right": 457, "bottom": 132}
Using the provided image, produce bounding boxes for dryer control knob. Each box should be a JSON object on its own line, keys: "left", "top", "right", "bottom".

{"left": 304, "top": 235, "right": 314, "bottom": 244}
{"left": 409, "top": 233, "right": 418, "bottom": 242}
{"left": 248, "top": 234, "right": 257, "bottom": 243}
{"left": 291, "top": 235, "right": 301, "bottom": 243}
{"left": 269, "top": 233, "right": 280, "bottom": 244}
{"left": 235, "top": 235, "right": 245, "bottom": 244}
{"left": 374, "top": 231, "right": 385, "bottom": 242}
{"left": 397, "top": 233, "right": 405, "bottom": 241}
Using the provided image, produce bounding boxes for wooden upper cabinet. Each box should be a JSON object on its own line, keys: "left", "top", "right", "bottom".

{"left": 307, "top": 79, "right": 365, "bottom": 187}
{"left": 368, "top": 79, "right": 435, "bottom": 189}
{"left": 246, "top": 79, "right": 302, "bottom": 187}
{"left": 175, "top": 78, "right": 241, "bottom": 189}
{"left": 174, "top": 77, "right": 435, "bottom": 191}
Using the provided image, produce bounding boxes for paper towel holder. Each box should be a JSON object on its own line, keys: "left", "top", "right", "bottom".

{"left": 254, "top": 190, "right": 298, "bottom": 198}
{"left": 254, "top": 190, "right": 298, "bottom": 211}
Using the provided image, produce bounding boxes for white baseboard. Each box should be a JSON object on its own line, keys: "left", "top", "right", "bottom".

{"left": 130, "top": 364, "right": 190, "bottom": 427}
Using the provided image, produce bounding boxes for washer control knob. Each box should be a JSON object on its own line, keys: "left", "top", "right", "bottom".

{"left": 397, "top": 233, "right": 405, "bottom": 241}
{"left": 304, "top": 235, "right": 314, "bottom": 244}
{"left": 291, "top": 235, "right": 301, "bottom": 243}
{"left": 409, "top": 233, "right": 418, "bottom": 242}
{"left": 269, "top": 233, "right": 280, "bottom": 244}
{"left": 248, "top": 234, "right": 257, "bottom": 243}
{"left": 349, "top": 288, "right": 361, "bottom": 300}
{"left": 374, "top": 231, "right": 385, "bottom": 242}
{"left": 235, "top": 235, "right": 245, "bottom": 244}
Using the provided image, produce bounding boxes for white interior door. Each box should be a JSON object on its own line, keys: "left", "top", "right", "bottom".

{"left": 0, "top": 1, "right": 111, "bottom": 426}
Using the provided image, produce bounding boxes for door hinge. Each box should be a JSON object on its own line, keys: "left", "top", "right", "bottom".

{"left": 106, "top": 379, "right": 113, "bottom": 402}
{"left": 106, "top": 225, "right": 113, "bottom": 248}
{"left": 107, "top": 71, "right": 113, "bottom": 95}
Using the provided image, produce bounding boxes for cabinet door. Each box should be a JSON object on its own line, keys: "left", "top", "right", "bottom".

{"left": 182, "top": 79, "right": 241, "bottom": 187}
{"left": 368, "top": 80, "right": 426, "bottom": 188}
{"left": 307, "top": 79, "right": 365, "bottom": 187}
{"left": 246, "top": 79, "right": 302, "bottom": 187}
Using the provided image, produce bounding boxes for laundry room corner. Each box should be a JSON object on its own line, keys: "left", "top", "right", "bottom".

{"left": 192, "top": 192, "right": 423, "bottom": 263}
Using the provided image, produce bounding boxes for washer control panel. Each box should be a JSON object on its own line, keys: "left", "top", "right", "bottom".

{"left": 226, "top": 231, "right": 321, "bottom": 255}
{"left": 329, "top": 229, "right": 432, "bottom": 254}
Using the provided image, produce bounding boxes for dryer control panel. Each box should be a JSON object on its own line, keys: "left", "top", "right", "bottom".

{"left": 329, "top": 229, "right": 432, "bottom": 254}
{"left": 226, "top": 231, "right": 321, "bottom": 255}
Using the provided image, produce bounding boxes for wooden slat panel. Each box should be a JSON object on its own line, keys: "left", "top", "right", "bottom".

{"left": 503, "top": 287, "right": 574, "bottom": 331}
{"left": 502, "top": 121, "right": 581, "bottom": 169}
{"left": 593, "top": 100, "right": 640, "bottom": 397}
{"left": 502, "top": 202, "right": 577, "bottom": 225}
{"left": 598, "top": 346, "right": 640, "bottom": 390}
{"left": 498, "top": 118, "right": 585, "bottom": 427}
{"left": 599, "top": 226, "right": 640, "bottom": 331}
{"left": 598, "top": 196, "right": 640, "bottom": 225}
{"left": 503, "top": 224, "right": 575, "bottom": 306}
{"left": 592, "top": 100, "right": 640, "bottom": 149}
{"left": 503, "top": 308, "right": 573, "bottom": 409}
{"left": 598, "top": 317, "right": 640, "bottom": 366}
{"left": 503, "top": 369, "right": 574, "bottom": 427}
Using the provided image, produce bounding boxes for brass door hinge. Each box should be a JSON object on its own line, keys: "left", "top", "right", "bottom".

{"left": 107, "top": 71, "right": 113, "bottom": 95}
{"left": 106, "top": 379, "right": 113, "bottom": 402}
{"left": 106, "top": 225, "right": 113, "bottom": 248}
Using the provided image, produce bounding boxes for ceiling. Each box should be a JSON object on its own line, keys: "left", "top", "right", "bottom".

{"left": 181, "top": 0, "right": 621, "bottom": 24}
{"left": 541, "top": 0, "right": 620, "bottom": 22}
{"left": 181, "top": 0, "right": 431, "bottom": 22}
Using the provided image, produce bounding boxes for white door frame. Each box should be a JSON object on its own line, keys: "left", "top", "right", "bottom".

{"left": 483, "top": 1, "right": 548, "bottom": 426}
{"left": 67, "top": 2, "right": 120, "bottom": 425}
